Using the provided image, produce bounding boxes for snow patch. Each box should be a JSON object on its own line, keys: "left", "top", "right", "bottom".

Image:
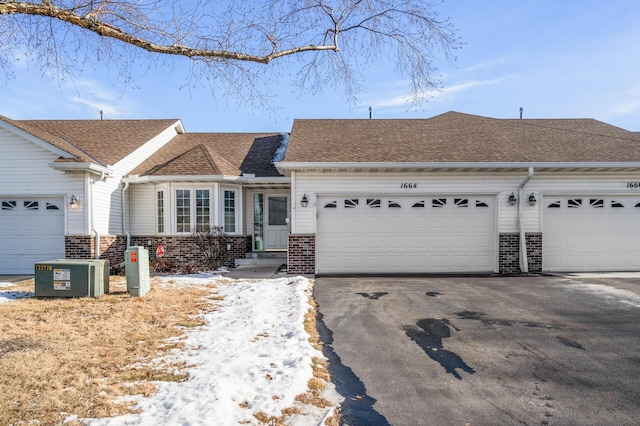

{"left": 273, "top": 133, "right": 290, "bottom": 164}
{"left": 0, "top": 290, "right": 33, "bottom": 303}
{"left": 84, "top": 275, "right": 342, "bottom": 425}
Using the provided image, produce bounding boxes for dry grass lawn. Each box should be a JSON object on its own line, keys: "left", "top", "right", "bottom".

{"left": 1, "top": 276, "right": 340, "bottom": 426}
{"left": 0, "top": 276, "right": 217, "bottom": 426}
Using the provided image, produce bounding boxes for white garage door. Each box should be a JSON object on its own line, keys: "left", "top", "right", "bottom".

{"left": 0, "top": 197, "right": 65, "bottom": 274}
{"left": 316, "top": 195, "right": 496, "bottom": 274}
{"left": 543, "top": 196, "right": 640, "bottom": 272}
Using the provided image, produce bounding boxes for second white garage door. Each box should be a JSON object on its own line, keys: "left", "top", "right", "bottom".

{"left": 316, "top": 195, "right": 496, "bottom": 274}
{"left": 543, "top": 196, "right": 640, "bottom": 272}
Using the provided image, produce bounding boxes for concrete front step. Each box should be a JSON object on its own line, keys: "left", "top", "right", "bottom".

{"left": 244, "top": 251, "right": 287, "bottom": 260}
{"left": 235, "top": 252, "right": 287, "bottom": 267}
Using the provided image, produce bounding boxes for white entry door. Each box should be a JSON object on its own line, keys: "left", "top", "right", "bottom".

{"left": 264, "top": 196, "right": 289, "bottom": 250}
{"left": 0, "top": 197, "right": 65, "bottom": 274}
{"left": 316, "top": 195, "right": 496, "bottom": 274}
{"left": 543, "top": 196, "right": 640, "bottom": 271}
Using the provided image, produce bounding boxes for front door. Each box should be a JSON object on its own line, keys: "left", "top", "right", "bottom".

{"left": 265, "top": 195, "right": 289, "bottom": 250}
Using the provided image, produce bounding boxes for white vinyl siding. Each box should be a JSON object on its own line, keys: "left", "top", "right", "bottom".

{"left": 129, "top": 184, "right": 156, "bottom": 235}
{"left": 292, "top": 172, "right": 528, "bottom": 234}
{"left": 90, "top": 175, "right": 125, "bottom": 235}
{"left": 113, "top": 123, "right": 181, "bottom": 173}
{"left": 0, "top": 127, "right": 85, "bottom": 234}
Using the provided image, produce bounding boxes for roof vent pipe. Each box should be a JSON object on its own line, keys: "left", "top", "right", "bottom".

{"left": 100, "top": 110, "right": 104, "bottom": 120}
{"left": 369, "top": 106, "right": 373, "bottom": 119}
{"left": 519, "top": 107, "right": 523, "bottom": 119}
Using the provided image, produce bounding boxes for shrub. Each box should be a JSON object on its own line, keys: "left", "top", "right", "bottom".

{"left": 191, "top": 226, "right": 228, "bottom": 270}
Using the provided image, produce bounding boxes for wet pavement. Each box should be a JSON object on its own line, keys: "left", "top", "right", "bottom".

{"left": 314, "top": 274, "right": 640, "bottom": 426}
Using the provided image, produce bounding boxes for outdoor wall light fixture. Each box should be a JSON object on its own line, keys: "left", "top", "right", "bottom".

{"left": 528, "top": 193, "right": 537, "bottom": 206}
{"left": 69, "top": 195, "right": 79, "bottom": 209}
{"left": 508, "top": 192, "right": 517, "bottom": 206}
{"left": 301, "top": 194, "right": 309, "bottom": 208}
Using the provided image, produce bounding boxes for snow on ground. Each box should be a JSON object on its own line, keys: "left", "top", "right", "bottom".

{"left": 560, "top": 277, "right": 640, "bottom": 308}
{"left": 84, "top": 275, "right": 342, "bottom": 426}
{"left": 0, "top": 282, "right": 33, "bottom": 303}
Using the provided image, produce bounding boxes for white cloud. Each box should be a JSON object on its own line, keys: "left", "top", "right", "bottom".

{"left": 365, "top": 75, "right": 514, "bottom": 110}
{"left": 0, "top": 64, "right": 138, "bottom": 120}
{"left": 65, "top": 78, "right": 137, "bottom": 119}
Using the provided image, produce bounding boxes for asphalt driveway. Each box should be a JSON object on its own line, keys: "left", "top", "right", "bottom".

{"left": 314, "top": 274, "right": 640, "bottom": 426}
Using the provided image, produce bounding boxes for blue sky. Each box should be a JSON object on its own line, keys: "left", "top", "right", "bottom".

{"left": 1, "top": 0, "right": 639, "bottom": 132}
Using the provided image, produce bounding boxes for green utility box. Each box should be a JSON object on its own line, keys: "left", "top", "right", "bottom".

{"left": 125, "top": 246, "right": 150, "bottom": 297}
{"left": 34, "top": 259, "right": 110, "bottom": 298}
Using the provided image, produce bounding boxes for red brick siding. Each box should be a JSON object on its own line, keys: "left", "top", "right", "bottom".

{"left": 288, "top": 234, "right": 315, "bottom": 275}
{"left": 499, "top": 233, "right": 542, "bottom": 274}
{"left": 130, "top": 235, "right": 252, "bottom": 269}
{"left": 65, "top": 235, "right": 127, "bottom": 270}
{"left": 65, "top": 235, "right": 251, "bottom": 270}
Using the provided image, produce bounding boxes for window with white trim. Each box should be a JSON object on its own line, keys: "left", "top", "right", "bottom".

{"left": 195, "top": 189, "right": 211, "bottom": 231}
{"left": 175, "top": 188, "right": 212, "bottom": 233}
{"left": 176, "top": 189, "right": 191, "bottom": 233}
{"left": 157, "top": 190, "right": 165, "bottom": 233}
{"left": 224, "top": 190, "right": 236, "bottom": 233}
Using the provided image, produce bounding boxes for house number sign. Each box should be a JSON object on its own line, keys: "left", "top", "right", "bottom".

{"left": 400, "top": 183, "right": 418, "bottom": 189}
{"left": 626, "top": 182, "right": 640, "bottom": 189}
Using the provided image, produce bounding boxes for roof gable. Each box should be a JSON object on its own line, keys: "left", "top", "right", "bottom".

{"left": 0, "top": 116, "right": 181, "bottom": 166}
{"left": 130, "top": 133, "right": 285, "bottom": 178}
{"left": 285, "top": 111, "right": 640, "bottom": 163}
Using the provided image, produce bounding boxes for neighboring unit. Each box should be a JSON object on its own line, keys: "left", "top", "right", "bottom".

{"left": 278, "top": 112, "right": 640, "bottom": 275}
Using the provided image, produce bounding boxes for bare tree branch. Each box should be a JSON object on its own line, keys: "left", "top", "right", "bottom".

{"left": 0, "top": 0, "right": 461, "bottom": 108}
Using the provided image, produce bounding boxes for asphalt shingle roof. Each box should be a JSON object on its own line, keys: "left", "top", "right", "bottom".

{"left": 130, "top": 133, "right": 285, "bottom": 177}
{"left": 285, "top": 111, "right": 640, "bottom": 163}
{"left": 1, "top": 116, "right": 180, "bottom": 166}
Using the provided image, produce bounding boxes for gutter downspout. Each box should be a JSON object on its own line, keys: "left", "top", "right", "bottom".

{"left": 122, "top": 182, "right": 131, "bottom": 249}
{"left": 518, "top": 167, "right": 534, "bottom": 273}
{"left": 91, "top": 172, "right": 106, "bottom": 259}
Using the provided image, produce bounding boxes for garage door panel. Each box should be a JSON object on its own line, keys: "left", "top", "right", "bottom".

{"left": 317, "top": 195, "right": 496, "bottom": 274}
{"left": 543, "top": 196, "right": 640, "bottom": 272}
{"left": 363, "top": 255, "right": 384, "bottom": 268}
{"left": 0, "top": 197, "right": 65, "bottom": 274}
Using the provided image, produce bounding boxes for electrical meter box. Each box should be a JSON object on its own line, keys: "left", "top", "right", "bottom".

{"left": 35, "top": 259, "right": 109, "bottom": 298}
{"left": 125, "top": 246, "right": 150, "bottom": 297}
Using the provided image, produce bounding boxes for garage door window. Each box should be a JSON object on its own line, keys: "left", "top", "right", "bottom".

{"left": 611, "top": 200, "right": 624, "bottom": 208}
{"left": 590, "top": 198, "right": 604, "bottom": 208}
{"left": 367, "top": 199, "right": 381, "bottom": 208}
{"left": 2, "top": 201, "right": 16, "bottom": 210}
{"left": 568, "top": 198, "right": 582, "bottom": 208}
{"left": 24, "top": 201, "right": 38, "bottom": 210}
{"left": 46, "top": 203, "right": 60, "bottom": 210}
{"left": 345, "top": 199, "right": 359, "bottom": 208}
{"left": 432, "top": 198, "right": 446, "bottom": 208}
{"left": 324, "top": 201, "right": 337, "bottom": 208}
{"left": 455, "top": 198, "right": 469, "bottom": 207}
